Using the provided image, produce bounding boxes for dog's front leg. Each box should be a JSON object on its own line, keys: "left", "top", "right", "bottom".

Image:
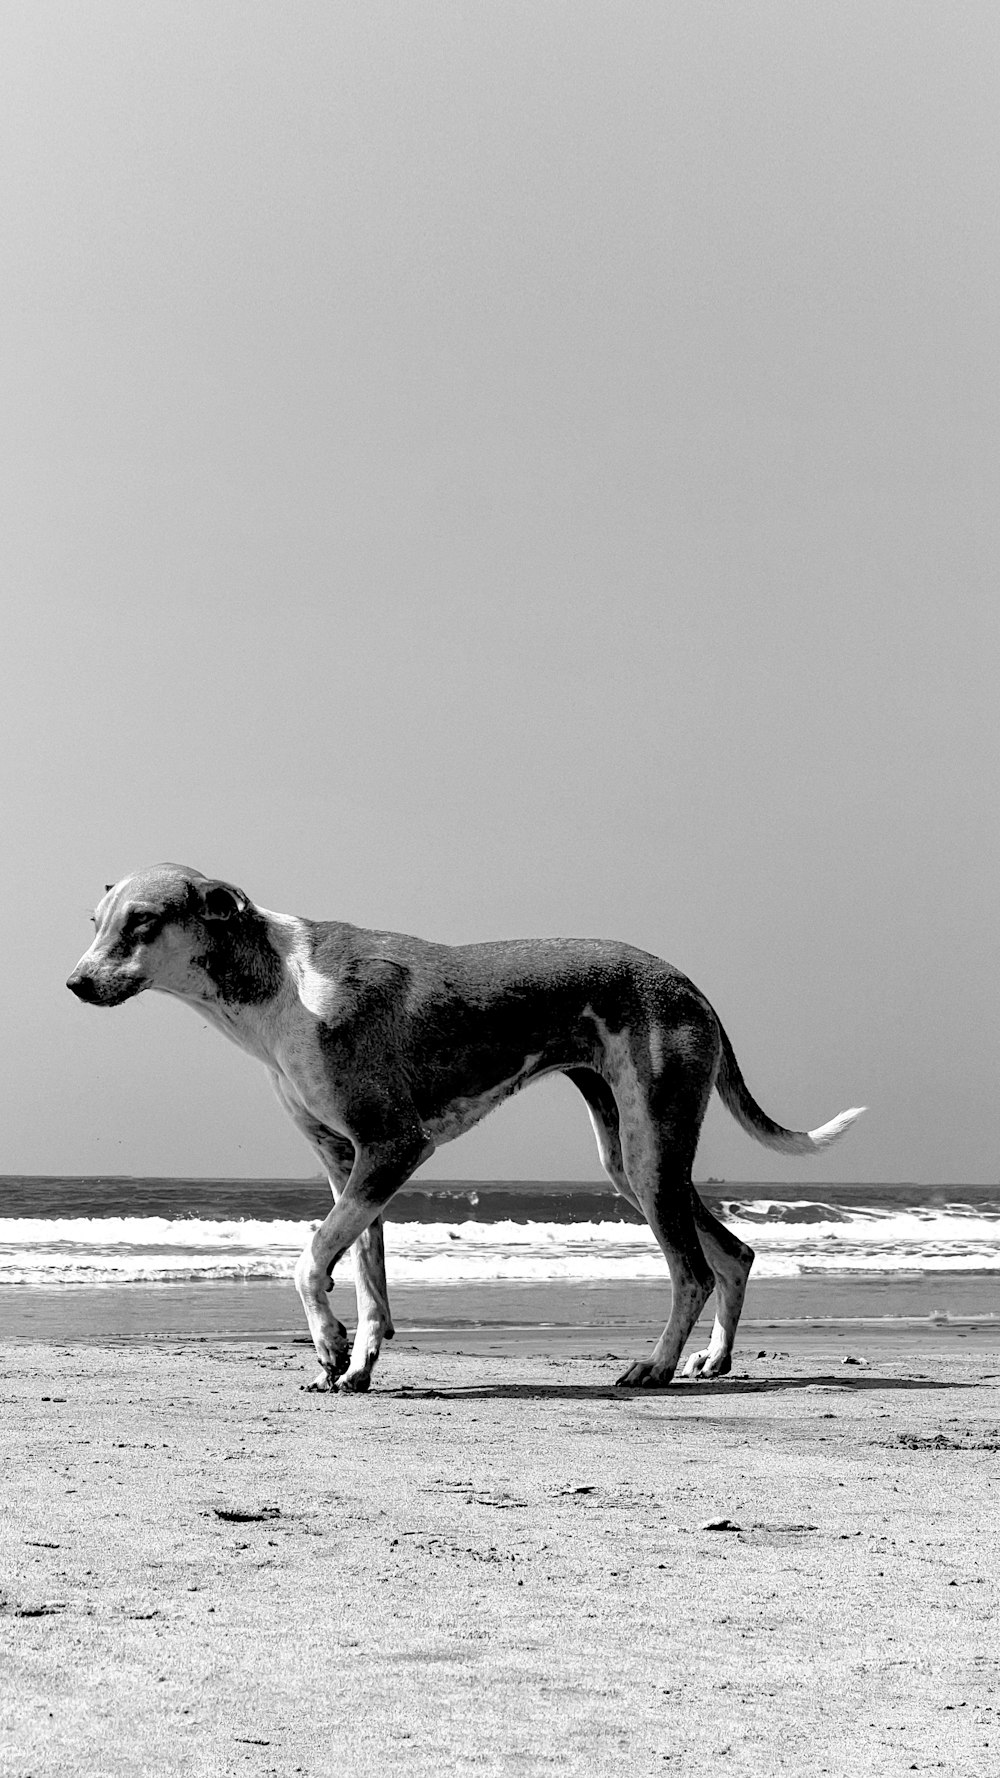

{"left": 343, "top": 1219, "right": 394, "bottom": 1393}
{"left": 295, "top": 1127, "right": 431, "bottom": 1393}
{"left": 305, "top": 1127, "right": 397, "bottom": 1391}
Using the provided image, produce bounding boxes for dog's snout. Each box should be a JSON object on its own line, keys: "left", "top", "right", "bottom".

{"left": 66, "top": 970, "right": 99, "bottom": 1002}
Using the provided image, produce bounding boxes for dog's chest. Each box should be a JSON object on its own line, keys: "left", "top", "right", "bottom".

{"left": 270, "top": 1019, "right": 353, "bottom": 1131}
{"left": 277, "top": 1012, "right": 550, "bottom": 1147}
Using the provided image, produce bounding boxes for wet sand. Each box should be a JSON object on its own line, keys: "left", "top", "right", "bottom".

{"left": 3, "top": 1272, "right": 1000, "bottom": 1345}
{"left": 4, "top": 1283, "right": 1000, "bottom": 1775}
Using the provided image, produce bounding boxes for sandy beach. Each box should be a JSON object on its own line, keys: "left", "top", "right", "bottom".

{"left": 4, "top": 1294, "right": 1000, "bottom": 1777}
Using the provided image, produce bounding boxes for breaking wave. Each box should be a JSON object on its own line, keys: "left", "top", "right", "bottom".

{"left": 3, "top": 1198, "right": 1000, "bottom": 1286}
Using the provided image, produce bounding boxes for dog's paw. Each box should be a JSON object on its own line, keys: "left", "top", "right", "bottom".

{"left": 682, "top": 1348, "right": 732, "bottom": 1379}
{"left": 317, "top": 1342, "right": 351, "bottom": 1380}
{"left": 614, "top": 1359, "right": 675, "bottom": 1389}
{"left": 302, "top": 1367, "right": 337, "bottom": 1393}
{"left": 301, "top": 1346, "right": 351, "bottom": 1392}
{"left": 337, "top": 1369, "right": 373, "bottom": 1395}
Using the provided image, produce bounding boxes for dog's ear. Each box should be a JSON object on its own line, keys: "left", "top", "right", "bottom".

{"left": 196, "top": 880, "right": 250, "bottom": 921}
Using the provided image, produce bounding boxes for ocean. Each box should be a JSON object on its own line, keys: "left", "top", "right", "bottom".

{"left": 2, "top": 1177, "right": 999, "bottom": 1347}
{"left": 2, "top": 1176, "right": 999, "bottom": 1293}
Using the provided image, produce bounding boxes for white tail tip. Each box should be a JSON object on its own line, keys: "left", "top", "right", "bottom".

{"left": 806, "top": 1106, "right": 867, "bottom": 1150}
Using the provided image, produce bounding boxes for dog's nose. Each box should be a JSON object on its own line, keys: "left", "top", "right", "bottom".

{"left": 66, "top": 971, "right": 99, "bottom": 1002}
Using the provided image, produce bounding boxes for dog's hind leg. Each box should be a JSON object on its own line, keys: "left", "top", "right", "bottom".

{"left": 590, "top": 1037, "right": 716, "bottom": 1388}
{"left": 566, "top": 1067, "right": 642, "bottom": 1212}
{"left": 572, "top": 1060, "right": 713, "bottom": 1384}
{"left": 570, "top": 1061, "right": 754, "bottom": 1381}
{"left": 614, "top": 1140, "right": 714, "bottom": 1388}
{"left": 681, "top": 1194, "right": 755, "bottom": 1378}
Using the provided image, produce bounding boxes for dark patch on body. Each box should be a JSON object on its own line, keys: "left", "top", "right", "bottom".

{"left": 302, "top": 924, "right": 714, "bottom": 1132}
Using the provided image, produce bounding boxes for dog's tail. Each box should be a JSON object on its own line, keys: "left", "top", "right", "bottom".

{"left": 715, "top": 1021, "right": 866, "bottom": 1155}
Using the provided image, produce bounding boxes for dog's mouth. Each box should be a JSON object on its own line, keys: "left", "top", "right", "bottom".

{"left": 66, "top": 970, "right": 145, "bottom": 1007}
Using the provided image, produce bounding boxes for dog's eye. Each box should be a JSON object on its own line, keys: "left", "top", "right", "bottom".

{"left": 128, "top": 912, "right": 159, "bottom": 938}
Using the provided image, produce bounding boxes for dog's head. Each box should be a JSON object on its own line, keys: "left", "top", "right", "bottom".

{"left": 66, "top": 864, "right": 254, "bottom": 1007}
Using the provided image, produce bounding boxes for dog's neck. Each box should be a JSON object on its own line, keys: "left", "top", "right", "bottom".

{"left": 194, "top": 905, "right": 287, "bottom": 1006}
{"left": 149, "top": 906, "right": 292, "bottom": 1057}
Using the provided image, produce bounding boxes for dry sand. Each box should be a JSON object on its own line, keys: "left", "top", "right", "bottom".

{"left": 3, "top": 1322, "right": 1000, "bottom": 1777}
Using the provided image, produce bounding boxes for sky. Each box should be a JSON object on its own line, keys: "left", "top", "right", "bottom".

{"left": 2, "top": 2, "right": 997, "bottom": 1184}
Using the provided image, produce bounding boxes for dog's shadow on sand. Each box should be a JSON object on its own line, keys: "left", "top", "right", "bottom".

{"left": 384, "top": 1372, "right": 976, "bottom": 1404}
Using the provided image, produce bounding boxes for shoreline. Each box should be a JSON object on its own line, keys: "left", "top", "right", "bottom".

{"left": 3, "top": 1274, "right": 999, "bottom": 1357}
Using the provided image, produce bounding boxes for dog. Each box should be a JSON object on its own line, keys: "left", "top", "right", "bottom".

{"left": 67, "top": 864, "right": 864, "bottom": 1392}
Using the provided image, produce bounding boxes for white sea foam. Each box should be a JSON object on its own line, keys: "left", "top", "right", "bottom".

{"left": 2, "top": 1206, "right": 1000, "bottom": 1286}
